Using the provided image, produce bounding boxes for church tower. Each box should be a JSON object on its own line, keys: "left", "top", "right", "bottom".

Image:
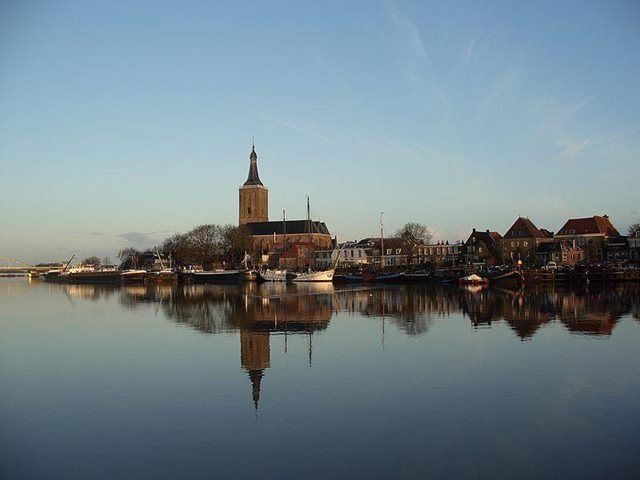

{"left": 239, "top": 144, "right": 269, "bottom": 225}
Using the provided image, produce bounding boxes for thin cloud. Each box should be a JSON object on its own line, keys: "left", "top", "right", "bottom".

{"left": 465, "top": 33, "right": 486, "bottom": 66}
{"left": 256, "top": 112, "right": 333, "bottom": 142}
{"left": 387, "top": 0, "right": 431, "bottom": 64}
{"left": 117, "top": 231, "right": 172, "bottom": 248}
{"left": 60, "top": 230, "right": 105, "bottom": 236}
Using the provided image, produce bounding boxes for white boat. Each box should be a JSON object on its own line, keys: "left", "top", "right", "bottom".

{"left": 290, "top": 197, "right": 337, "bottom": 283}
{"left": 259, "top": 269, "right": 289, "bottom": 282}
{"left": 292, "top": 268, "right": 335, "bottom": 282}
{"left": 120, "top": 269, "right": 147, "bottom": 283}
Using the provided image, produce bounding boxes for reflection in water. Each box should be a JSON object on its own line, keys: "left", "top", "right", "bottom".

{"left": 59, "top": 282, "right": 640, "bottom": 339}
{"left": 57, "top": 281, "right": 640, "bottom": 409}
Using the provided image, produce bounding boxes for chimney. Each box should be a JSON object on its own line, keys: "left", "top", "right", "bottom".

{"left": 472, "top": 228, "right": 476, "bottom": 233}
{"left": 486, "top": 229, "right": 490, "bottom": 233}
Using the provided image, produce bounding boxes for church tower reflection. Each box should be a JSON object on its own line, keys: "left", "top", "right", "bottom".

{"left": 240, "top": 330, "right": 270, "bottom": 411}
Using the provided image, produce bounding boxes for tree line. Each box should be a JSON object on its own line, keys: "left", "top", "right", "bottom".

{"left": 118, "top": 224, "right": 252, "bottom": 269}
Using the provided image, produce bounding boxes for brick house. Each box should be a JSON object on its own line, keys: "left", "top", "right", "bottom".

{"left": 500, "top": 217, "right": 553, "bottom": 264}
{"left": 464, "top": 229, "right": 502, "bottom": 266}
{"left": 536, "top": 240, "right": 584, "bottom": 266}
{"left": 554, "top": 215, "right": 620, "bottom": 261}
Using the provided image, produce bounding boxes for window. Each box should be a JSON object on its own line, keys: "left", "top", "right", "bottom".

{"left": 248, "top": 206, "right": 251, "bottom": 214}
{"left": 396, "top": 248, "right": 401, "bottom": 254}
{"left": 588, "top": 238, "right": 594, "bottom": 245}
{"left": 578, "top": 238, "right": 585, "bottom": 246}
{"left": 524, "top": 241, "right": 528, "bottom": 246}
{"left": 478, "top": 247, "right": 483, "bottom": 253}
{"left": 511, "top": 241, "right": 515, "bottom": 247}
{"left": 516, "top": 241, "right": 520, "bottom": 247}
{"left": 386, "top": 249, "right": 391, "bottom": 255}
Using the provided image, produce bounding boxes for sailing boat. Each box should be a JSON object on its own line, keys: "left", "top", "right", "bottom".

{"left": 292, "top": 197, "right": 337, "bottom": 283}
{"left": 259, "top": 209, "right": 292, "bottom": 282}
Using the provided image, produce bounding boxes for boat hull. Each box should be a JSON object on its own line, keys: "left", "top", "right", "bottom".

{"left": 190, "top": 270, "right": 241, "bottom": 284}
{"left": 258, "top": 270, "right": 289, "bottom": 282}
{"left": 60, "top": 271, "right": 121, "bottom": 284}
{"left": 120, "top": 271, "right": 147, "bottom": 283}
{"left": 292, "top": 269, "right": 335, "bottom": 282}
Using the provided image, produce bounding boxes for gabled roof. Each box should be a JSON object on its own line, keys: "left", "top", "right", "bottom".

{"left": 503, "top": 217, "right": 546, "bottom": 239}
{"left": 536, "top": 240, "right": 582, "bottom": 254}
{"left": 556, "top": 215, "right": 620, "bottom": 237}
{"left": 245, "top": 220, "right": 331, "bottom": 236}
{"left": 466, "top": 230, "right": 502, "bottom": 257}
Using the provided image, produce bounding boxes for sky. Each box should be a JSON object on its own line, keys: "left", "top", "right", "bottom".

{"left": 1, "top": 0, "right": 639, "bottom": 264}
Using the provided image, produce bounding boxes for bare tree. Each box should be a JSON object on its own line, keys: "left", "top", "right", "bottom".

{"left": 118, "top": 247, "right": 140, "bottom": 269}
{"left": 82, "top": 256, "right": 101, "bottom": 266}
{"left": 187, "top": 224, "right": 224, "bottom": 267}
{"left": 221, "top": 224, "right": 252, "bottom": 266}
{"left": 395, "top": 222, "right": 433, "bottom": 265}
{"left": 628, "top": 223, "right": 640, "bottom": 236}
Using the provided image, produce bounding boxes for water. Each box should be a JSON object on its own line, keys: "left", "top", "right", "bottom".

{"left": 1, "top": 278, "right": 639, "bottom": 479}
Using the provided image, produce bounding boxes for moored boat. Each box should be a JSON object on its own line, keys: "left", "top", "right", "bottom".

{"left": 190, "top": 270, "right": 241, "bottom": 284}
{"left": 146, "top": 270, "right": 178, "bottom": 283}
{"left": 292, "top": 268, "right": 335, "bottom": 283}
{"left": 43, "top": 269, "right": 63, "bottom": 282}
{"left": 259, "top": 269, "right": 290, "bottom": 282}
{"left": 373, "top": 272, "right": 405, "bottom": 283}
{"left": 458, "top": 273, "right": 488, "bottom": 285}
{"left": 120, "top": 269, "right": 147, "bottom": 283}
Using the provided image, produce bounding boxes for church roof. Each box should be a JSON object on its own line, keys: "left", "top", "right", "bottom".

{"left": 245, "top": 220, "right": 331, "bottom": 236}
{"left": 244, "top": 145, "right": 263, "bottom": 186}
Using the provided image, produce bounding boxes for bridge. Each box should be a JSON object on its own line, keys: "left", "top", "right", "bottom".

{"left": 0, "top": 256, "right": 63, "bottom": 274}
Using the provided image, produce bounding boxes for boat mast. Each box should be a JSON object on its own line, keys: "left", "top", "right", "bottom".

{"left": 307, "top": 196, "right": 312, "bottom": 272}
{"left": 380, "top": 212, "right": 385, "bottom": 271}
{"left": 283, "top": 209, "right": 287, "bottom": 255}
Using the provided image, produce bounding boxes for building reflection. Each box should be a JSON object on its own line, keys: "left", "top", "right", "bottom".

{"left": 110, "top": 282, "right": 640, "bottom": 409}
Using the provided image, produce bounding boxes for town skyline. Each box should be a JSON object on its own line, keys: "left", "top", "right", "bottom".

{"left": 1, "top": 0, "right": 639, "bottom": 263}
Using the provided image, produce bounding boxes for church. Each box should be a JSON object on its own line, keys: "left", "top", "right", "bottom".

{"left": 239, "top": 145, "right": 334, "bottom": 267}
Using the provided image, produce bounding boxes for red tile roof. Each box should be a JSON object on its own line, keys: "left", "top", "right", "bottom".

{"left": 557, "top": 216, "right": 620, "bottom": 236}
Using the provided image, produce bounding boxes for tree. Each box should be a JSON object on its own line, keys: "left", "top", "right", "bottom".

{"left": 628, "top": 223, "right": 640, "bottom": 237}
{"left": 102, "top": 256, "right": 111, "bottom": 266}
{"left": 395, "top": 222, "right": 433, "bottom": 265}
{"left": 82, "top": 256, "right": 101, "bottom": 266}
{"left": 221, "top": 224, "right": 252, "bottom": 265}
{"left": 118, "top": 247, "right": 140, "bottom": 269}
{"left": 186, "top": 224, "right": 224, "bottom": 267}
{"left": 161, "top": 233, "right": 193, "bottom": 265}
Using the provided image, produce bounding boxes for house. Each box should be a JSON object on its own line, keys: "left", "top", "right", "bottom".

{"left": 464, "top": 229, "right": 502, "bottom": 266}
{"left": 415, "top": 241, "right": 463, "bottom": 266}
{"left": 554, "top": 215, "right": 620, "bottom": 261}
{"left": 500, "top": 217, "right": 553, "bottom": 264}
{"left": 316, "top": 241, "right": 369, "bottom": 269}
{"left": 629, "top": 230, "right": 640, "bottom": 263}
{"left": 536, "top": 240, "right": 584, "bottom": 266}
{"left": 605, "top": 236, "right": 629, "bottom": 262}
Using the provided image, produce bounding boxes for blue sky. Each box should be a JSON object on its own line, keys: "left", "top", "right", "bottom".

{"left": 1, "top": 0, "right": 639, "bottom": 263}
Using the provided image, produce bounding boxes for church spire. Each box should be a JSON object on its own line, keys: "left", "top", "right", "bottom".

{"left": 248, "top": 369, "right": 264, "bottom": 412}
{"left": 244, "top": 143, "right": 263, "bottom": 186}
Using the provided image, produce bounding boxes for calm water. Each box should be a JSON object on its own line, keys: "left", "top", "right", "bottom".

{"left": 1, "top": 278, "right": 640, "bottom": 479}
